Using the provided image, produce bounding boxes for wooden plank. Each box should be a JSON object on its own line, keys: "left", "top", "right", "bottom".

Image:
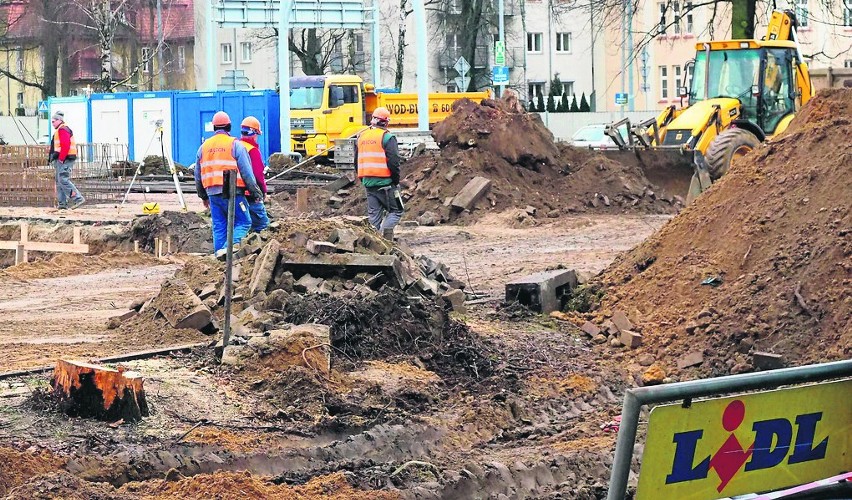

{"left": 296, "top": 187, "right": 309, "bottom": 213}
{"left": 15, "top": 243, "right": 25, "bottom": 265}
{"left": 73, "top": 226, "right": 81, "bottom": 245}
{"left": 20, "top": 222, "right": 28, "bottom": 262}
{"left": 0, "top": 241, "right": 89, "bottom": 253}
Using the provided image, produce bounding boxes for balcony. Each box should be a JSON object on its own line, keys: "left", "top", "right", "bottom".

{"left": 438, "top": 46, "right": 489, "bottom": 70}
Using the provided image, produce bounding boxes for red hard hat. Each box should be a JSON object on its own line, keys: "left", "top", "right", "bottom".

{"left": 241, "top": 116, "right": 262, "bottom": 134}
{"left": 372, "top": 107, "right": 391, "bottom": 121}
{"left": 212, "top": 111, "right": 231, "bottom": 127}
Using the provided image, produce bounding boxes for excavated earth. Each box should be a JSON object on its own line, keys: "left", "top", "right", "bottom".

{"left": 576, "top": 88, "right": 851, "bottom": 380}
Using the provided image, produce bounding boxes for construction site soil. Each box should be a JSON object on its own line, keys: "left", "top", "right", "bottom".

{"left": 583, "top": 88, "right": 852, "bottom": 378}
{"left": 1, "top": 90, "right": 848, "bottom": 499}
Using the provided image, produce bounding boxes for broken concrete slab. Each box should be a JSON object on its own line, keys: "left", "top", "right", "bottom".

{"left": 330, "top": 228, "right": 360, "bottom": 253}
{"left": 197, "top": 283, "right": 217, "bottom": 300}
{"left": 580, "top": 322, "right": 601, "bottom": 338}
{"left": 611, "top": 310, "right": 634, "bottom": 333}
{"left": 451, "top": 176, "right": 492, "bottom": 211}
{"left": 620, "top": 330, "right": 642, "bottom": 349}
{"left": 414, "top": 277, "right": 440, "bottom": 296}
{"left": 322, "top": 174, "right": 355, "bottom": 192}
{"left": 677, "top": 351, "right": 705, "bottom": 369}
{"left": 294, "top": 274, "right": 324, "bottom": 293}
{"left": 248, "top": 239, "right": 281, "bottom": 296}
{"left": 306, "top": 240, "right": 337, "bottom": 255}
{"left": 280, "top": 253, "right": 406, "bottom": 289}
{"left": 154, "top": 279, "right": 213, "bottom": 331}
{"left": 505, "top": 269, "right": 578, "bottom": 314}
{"left": 441, "top": 289, "right": 466, "bottom": 313}
{"left": 752, "top": 351, "right": 785, "bottom": 371}
{"left": 417, "top": 211, "right": 439, "bottom": 226}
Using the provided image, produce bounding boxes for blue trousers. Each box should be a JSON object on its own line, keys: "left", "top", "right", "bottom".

{"left": 209, "top": 194, "right": 251, "bottom": 253}
{"left": 54, "top": 159, "right": 84, "bottom": 208}
{"left": 248, "top": 201, "right": 270, "bottom": 232}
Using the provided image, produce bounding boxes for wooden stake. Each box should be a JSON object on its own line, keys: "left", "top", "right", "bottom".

{"left": 15, "top": 244, "right": 25, "bottom": 265}
{"left": 296, "top": 188, "right": 309, "bottom": 214}
{"left": 167, "top": 237, "right": 171, "bottom": 255}
{"left": 20, "top": 222, "right": 28, "bottom": 263}
{"left": 134, "top": 240, "right": 139, "bottom": 253}
{"left": 73, "top": 226, "right": 81, "bottom": 245}
{"left": 154, "top": 237, "right": 160, "bottom": 259}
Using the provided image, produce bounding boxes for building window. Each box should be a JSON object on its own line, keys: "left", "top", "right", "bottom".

{"left": 526, "top": 32, "right": 543, "bottom": 53}
{"left": 564, "top": 81, "right": 574, "bottom": 96}
{"left": 660, "top": 65, "right": 668, "bottom": 99}
{"left": 15, "top": 47, "right": 23, "bottom": 75}
{"left": 674, "top": 65, "right": 682, "bottom": 94}
{"left": 528, "top": 82, "right": 544, "bottom": 98}
{"left": 844, "top": 59, "right": 852, "bottom": 68}
{"left": 795, "top": 0, "right": 808, "bottom": 27}
{"left": 673, "top": 1, "right": 681, "bottom": 34}
{"left": 240, "top": 42, "right": 252, "bottom": 63}
{"left": 16, "top": 92, "right": 23, "bottom": 108}
{"left": 843, "top": 1, "right": 852, "bottom": 26}
{"left": 355, "top": 34, "right": 364, "bottom": 52}
{"left": 221, "top": 43, "right": 233, "bottom": 64}
{"left": 141, "top": 47, "right": 152, "bottom": 73}
{"left": 555, "top": 32, "right": 572, "bottom": 53}
{"left": 686, "top": 2, "right": 694, "bottom": 33}
{"left": 177, "top": 46, "right": 186, "bottom": 73}
{"left": 659, "top": 3, "right": 667, "bottom": 34}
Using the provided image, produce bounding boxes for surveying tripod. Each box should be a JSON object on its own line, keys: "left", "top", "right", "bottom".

{"left": 118, "top": 119, "right": 187, "bottom": 214}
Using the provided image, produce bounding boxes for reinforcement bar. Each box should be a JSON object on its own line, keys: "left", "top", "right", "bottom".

{"left": 607, "top": 359, "right": 852, "bottom": 500}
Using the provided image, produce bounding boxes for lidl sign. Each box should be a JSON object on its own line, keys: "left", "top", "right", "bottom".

{"left": 637, "top": 379, "right": 852, "bottom": 499}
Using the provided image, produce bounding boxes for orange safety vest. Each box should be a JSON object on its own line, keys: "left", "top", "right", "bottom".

{"left": 356, "top": 127, "right": 391, "bottom": 178}
{"left": 52, "top": 124, "right": 78, "bottom": 157}
{"left": 199, "top": 133, "right": 246, "bottom": 189}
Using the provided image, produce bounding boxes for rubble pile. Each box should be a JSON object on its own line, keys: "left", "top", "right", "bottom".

{"left": 106, "top": 217, "right": 490, "bottom": 429}
{"left": 327, "top": 97, "right": 682, "bottom": 225}
{"left": 110, "top": 155, "right": 191, "bottom": 177}
{"left": 576, "top": 88, "right": 852, "bottom": 378}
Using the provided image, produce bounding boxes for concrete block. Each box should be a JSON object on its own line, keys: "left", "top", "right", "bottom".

{"left": 677, "top": 351, "right": 704, "bottom": 369}
{"left": 504, "top": 269, "right": 578, "bottom": 314}
{"left": 294, "top": 274, "right": 324, "bottom": 293}
{"left": 752, "top": 351, "right": 784, "bottom": 371}
{"left": 197, "top": 283, "right": 217, "bottom": 300}
{"left": 451, "top": 176, "right": 492, "bottom": 211}
{"left": 441, "top": 289, "right": 466, "bottom": 313}
{"left": 248, "top": 239, "right": 281, "bottom": 296}
{"left": 415, "top": 277, "right": 440, "bottom": 296}
{"left": 611, "top": 310, "right": 634, "bottom": 333}
{"left": 306, "top": 240, "right": 337, "bottom": 255}
{"left": 620, "top": 329, "right": 642, "bottom": 349}
{"left": 330, "top": 228, "right": 359, "bottom": 253}
{"left": 580, "top": 321, "right": 601, "bottom": 338}
{"left": 280, "top": 253, "right": 406, "bottom": 289}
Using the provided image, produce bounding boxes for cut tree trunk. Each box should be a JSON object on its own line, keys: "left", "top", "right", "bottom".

{"left": 52, "top": 360, "right": 149, "bottom": 422}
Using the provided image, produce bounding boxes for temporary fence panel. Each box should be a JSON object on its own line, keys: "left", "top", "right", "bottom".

{"left": 219, "top": 89, "right": 281, "bottom": 159}
{"left": 130, "top": 92, "right": 174, "bottom": 163}
{"left": 172, "top": 91, "right": 220, "bottom": 167}
{"left": 47, "top": 96, "right": 90, "bottom": 144}
{"left": 89, "top": 93, "right": 131, "bottom": 149}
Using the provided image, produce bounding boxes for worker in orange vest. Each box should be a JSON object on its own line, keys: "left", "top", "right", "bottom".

{"left": 355, "top": 106, "right": 403, "bottom": 241}
{"left": 194, "top": 111, "right": 263, "bottom": 255}
{"left": 239, "top": 116, "right": 270, "bottom": 232}
{"left": 49, "top": 111, "right": 85, "bottom": 210}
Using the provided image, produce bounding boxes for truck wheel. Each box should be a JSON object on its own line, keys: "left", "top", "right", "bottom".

{"left": 705, "top": 128, "right": 761, "bottom": 180}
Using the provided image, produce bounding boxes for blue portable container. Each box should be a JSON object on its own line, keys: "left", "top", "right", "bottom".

{"left": 172, "top": 91, "right": 220, "bottom": 167}
{"left": 219, "top": 89, "right": 281, "bottom": 159}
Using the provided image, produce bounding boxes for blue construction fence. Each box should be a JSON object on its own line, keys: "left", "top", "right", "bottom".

{"left": 47, "top": 89, "right": 281, "bottom": 168}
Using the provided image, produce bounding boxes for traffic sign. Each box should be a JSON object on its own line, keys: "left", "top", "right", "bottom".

{"left": 492, "top": 66, "right": 509, "bottom": 86}
{"left": 454, "top": 76, "right": 470, "bottom": 91}
{"left": 494, "top": 41, "right": 505, "bottom": 66}
{"left": 37, "top": 101, "right": 48, "bottom": 113}
{"left": 454, "top": 56, "right": 470, "bottom": 76}
{"left": 615, "top": 92, "right": 629, "bottom": 105}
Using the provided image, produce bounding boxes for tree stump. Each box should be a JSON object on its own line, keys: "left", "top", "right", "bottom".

{"left": 52, "top": 360, "right": 149, "bottom": 422}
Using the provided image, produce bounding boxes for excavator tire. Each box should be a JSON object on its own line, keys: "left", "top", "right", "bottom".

{"left": 705, "top": 128, "right": 761, "bottom": 180}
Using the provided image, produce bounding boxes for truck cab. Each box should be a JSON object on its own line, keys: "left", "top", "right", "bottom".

{"left": 289, "top": 74, "right": 365, "bottom": 157}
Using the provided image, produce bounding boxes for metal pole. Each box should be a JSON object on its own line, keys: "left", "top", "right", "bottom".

{"left": 221, "top": 171, "right": 237, "bottom": 350}
{"left": 607, "top": 359, "right": 852, "bottom": 500}
{"left": 589, "top": 2, "right": 596, "bottom": 111}
{"left": 372, "top": 3, "right": 381, "bottom": 87}
{"left": 412, "top": 0, "right": 429, "bottom": 130}
{"left": 206, "top": 0, "right": 216, "bottom": 90}
{"left": 279, "top": 0, "right": 292, "bottom": 154}
{"left": 497, "top": 0, "right": 504, "bottom": 98}
{"left": 157, "top": 0, "right": 165, "bottom": 89}
{"left": 627, "top": 0, "right": 634, "bottom": 112}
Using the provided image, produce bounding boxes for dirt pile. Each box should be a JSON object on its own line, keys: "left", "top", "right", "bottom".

{"left": 126, "top": 211, "right": 212, "bottom": 254}
{"left": 0, "top": 447, "right": 66, "bottom": 496}
{"left": 318, "top": 97, "right": 681, "bottom": 225}
{"left": 582, "top": 88, "right": 851, "bottom": 378}
{"left": 111, "top": 156, "right": 191, "bottom": 177}
{"left": 1, "top": 251, "right": 160, "bottom": 280}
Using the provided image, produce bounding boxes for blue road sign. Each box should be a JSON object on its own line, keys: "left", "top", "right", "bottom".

{"left": 615, "top": 92, "right": 629, "bottom": 105}
{"left": 492, "top": 66, "right": 509, "bottom": 86}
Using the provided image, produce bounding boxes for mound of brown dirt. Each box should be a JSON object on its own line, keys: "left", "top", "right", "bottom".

{"left": 588, "top": 88, "right": 852, "bottom": 377}
{"left": 1, "top": 251, "right": 160, "bottom": 280}
{"left": 0, "top": 447, "right": 66, "bottom": 496}
{"left": 5, "top": 471, "right": 122, "bottom": 500}
{"left": 126, "top": 211, "right": 213, "bottom": 254}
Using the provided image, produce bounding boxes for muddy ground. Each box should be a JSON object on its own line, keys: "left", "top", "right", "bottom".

{"left": 0, "top": 214, "right": 661, "bottom": 499}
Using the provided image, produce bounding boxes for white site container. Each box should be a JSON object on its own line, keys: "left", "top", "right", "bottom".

{"left": 130, "top": 92, "right": 174, "bottom": 163}
{"left": 89, "top": 93, "right": 131, "bottom": 149}
{"left": 47, "top": 96, "right": 89, "bottom": 144}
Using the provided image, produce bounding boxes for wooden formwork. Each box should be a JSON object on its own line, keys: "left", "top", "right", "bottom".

{"left": 0, "top": 143, "right": 128, "bottom": 207}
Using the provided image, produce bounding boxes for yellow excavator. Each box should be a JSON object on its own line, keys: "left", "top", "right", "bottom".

{"left": 603, "top": 10, "right": 814, "bottom": 203}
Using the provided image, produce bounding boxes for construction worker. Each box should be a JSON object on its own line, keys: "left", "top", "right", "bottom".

{"left": 354, "top": 106, "right": 403, "bottom": 240}
{"left": 49, "top": 111, "right": 85, "bottom": 210}
{"left": 194, "top": 111, "right": 263, "bottom": 255}
{"left": 239, "top": 116, "right": 270, "bottom": 232}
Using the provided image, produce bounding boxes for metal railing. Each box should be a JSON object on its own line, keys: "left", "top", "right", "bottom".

{"left": 0, "top": 143, "right": 128, "bottom": 207}
{"left": 607, "top": 359, "right": 852, "bottom": 499}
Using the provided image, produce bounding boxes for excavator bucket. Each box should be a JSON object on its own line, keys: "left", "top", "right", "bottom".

{"left": 599, "top": 148, "right": 696, "bottom": 201}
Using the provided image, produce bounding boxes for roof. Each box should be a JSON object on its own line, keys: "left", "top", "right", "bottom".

{"left": 133, "top": 0, "right": 195, "bottom": 42}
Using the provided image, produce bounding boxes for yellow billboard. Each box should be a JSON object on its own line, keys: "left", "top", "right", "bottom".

{"left": 637, "top": 379, "right": 852, "bottom": 499}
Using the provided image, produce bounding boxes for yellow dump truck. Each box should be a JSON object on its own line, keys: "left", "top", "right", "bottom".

{"left": 289, "top": 74, "right": 490, "bottom": 158}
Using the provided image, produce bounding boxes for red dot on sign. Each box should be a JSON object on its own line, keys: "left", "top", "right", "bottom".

{"left": 722, "top": 400, "right": 746, "bottom": 431}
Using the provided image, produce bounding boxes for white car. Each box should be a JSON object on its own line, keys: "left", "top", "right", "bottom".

{"left": 570, "top": 125, "right": 627, "bottom": 149}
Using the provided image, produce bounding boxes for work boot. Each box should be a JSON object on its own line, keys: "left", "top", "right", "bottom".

{"left": 382, "top": 227, "right": 394, "bottom": 241}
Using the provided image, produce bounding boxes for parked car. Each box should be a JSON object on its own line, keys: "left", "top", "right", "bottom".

{"left": 570, "top": 124, "right": 627, "bottom": 149}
